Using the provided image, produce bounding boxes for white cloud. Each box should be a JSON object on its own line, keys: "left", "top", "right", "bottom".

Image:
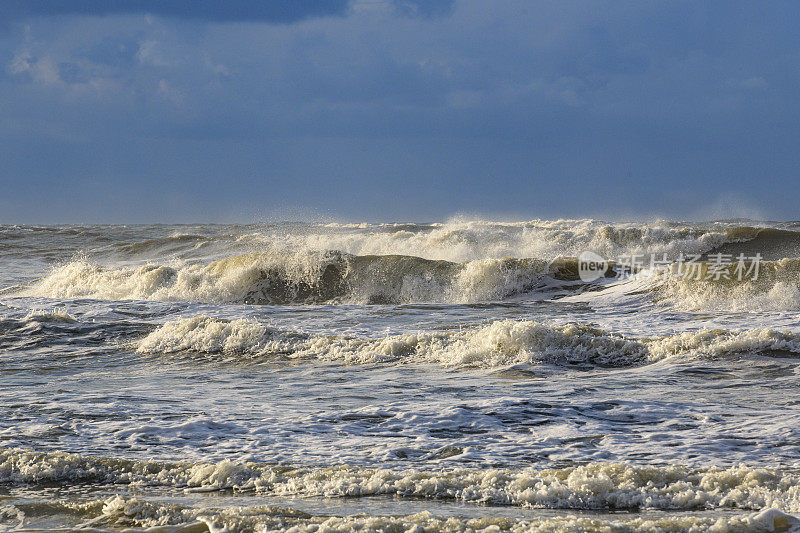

{"left": 7, "top": 51, "right": 62, "bottom": 85}
{"left": 7, "top": 50, "right": 32, "bottom": 75}
{"left": 136, "top": 39, "right": 169, "bottom": 66}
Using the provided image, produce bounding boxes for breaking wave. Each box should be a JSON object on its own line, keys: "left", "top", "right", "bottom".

{"left": 24, "top": 253, "right": 800, "bottom": 309}
{"left": 136, "top": 317, "right": 800, "bottom": 368}
{"left": 15, "top": 221, "right": 800, "bottom": 308}
{"left": 8, "top": 496, "right": 798, "bottom": 532}
{"left": 645, "top": 258, "right": 800, "bottom": 312}
{"left": 2, "top": 219, "right": 745, "bottom": 266}
{"left": 23, "top": 252, "right": 588, "bottom": 305}
{"left": 255, "top": 219, "right": 736, "bottom": 264}
{"left": 2, "top": 448, "right": 800, "bottom": 513}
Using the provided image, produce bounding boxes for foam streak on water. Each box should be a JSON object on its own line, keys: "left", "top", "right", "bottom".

{"left": 2, "top": 219, "right": 800, "bottom": 531}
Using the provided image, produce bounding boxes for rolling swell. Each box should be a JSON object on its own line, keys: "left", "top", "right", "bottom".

{"left": 710, "top": 227, "right": 800, "bottom": 260}
{"left": 0, "top": 311, "right": 151, "bottom": 353}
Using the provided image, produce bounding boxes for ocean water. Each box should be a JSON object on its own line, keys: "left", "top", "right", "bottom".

{"left": 2, "top": 219, "right": 800, "bottom": 532}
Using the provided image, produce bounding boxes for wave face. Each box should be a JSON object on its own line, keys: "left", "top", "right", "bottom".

{"left": 708, "top": 227, "right": 800, "bottom": 260}
{"left": 136, "top": 316, "right": 800, "bottom": 367}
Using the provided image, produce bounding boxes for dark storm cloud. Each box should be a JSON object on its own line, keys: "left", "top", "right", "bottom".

{"left": 0, "top": 0, "right": 351, "bottom": 23}
{"left": 0, "top": 0, "right": 799, "bottom": 222}
{"left": 0, "top": 0, "right": 454, "bottom": 23}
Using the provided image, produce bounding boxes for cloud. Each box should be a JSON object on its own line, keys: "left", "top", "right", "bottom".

{"left": 1, "top": 1, "right": 799, "bottom": 222}
{"left": 135, "top": 40, "right": 168, "bottom": 67}
{"left": 7, "top": 50, "right": 61, "bottom": 84}
{"left": 0, "top": 0, "right": 351, "bottom": 24}
{"left": 395, "top": 0, "right": 455, "bottom": 17}
{"left": 0, "top": 0, "right": 455, "bottom": 26}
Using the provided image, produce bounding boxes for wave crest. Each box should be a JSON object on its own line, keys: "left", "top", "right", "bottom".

{"left": 136, "top": 317, "right": 800, "bottom": 368}
{"left": 258, "top": 219, "right": 735, "bottom": 263}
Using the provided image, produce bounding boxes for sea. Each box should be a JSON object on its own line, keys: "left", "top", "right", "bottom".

{"left": 1, "top": 219, "right": 800, "bottom": 532}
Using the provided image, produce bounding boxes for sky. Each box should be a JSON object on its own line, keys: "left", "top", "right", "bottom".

{"left": 1, "top": 0, "right": 798, "bottom": 223}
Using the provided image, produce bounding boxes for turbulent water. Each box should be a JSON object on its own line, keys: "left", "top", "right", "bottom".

{"left": 2, "top": 219, "right": 800, "bottom": 532}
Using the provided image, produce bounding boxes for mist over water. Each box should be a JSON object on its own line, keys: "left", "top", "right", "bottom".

{"left": 2, "top": 219, "right": 800, "bottom": 531}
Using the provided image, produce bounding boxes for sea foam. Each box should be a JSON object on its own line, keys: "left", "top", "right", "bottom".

{"left": 136, "top": 317, "right": 800, "bottom": 368}
{"left": 29, "top": 496, "right": 799, "bottom": 532}
{"left": 3, "top": 448, "right": 800, "bottom": 513}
